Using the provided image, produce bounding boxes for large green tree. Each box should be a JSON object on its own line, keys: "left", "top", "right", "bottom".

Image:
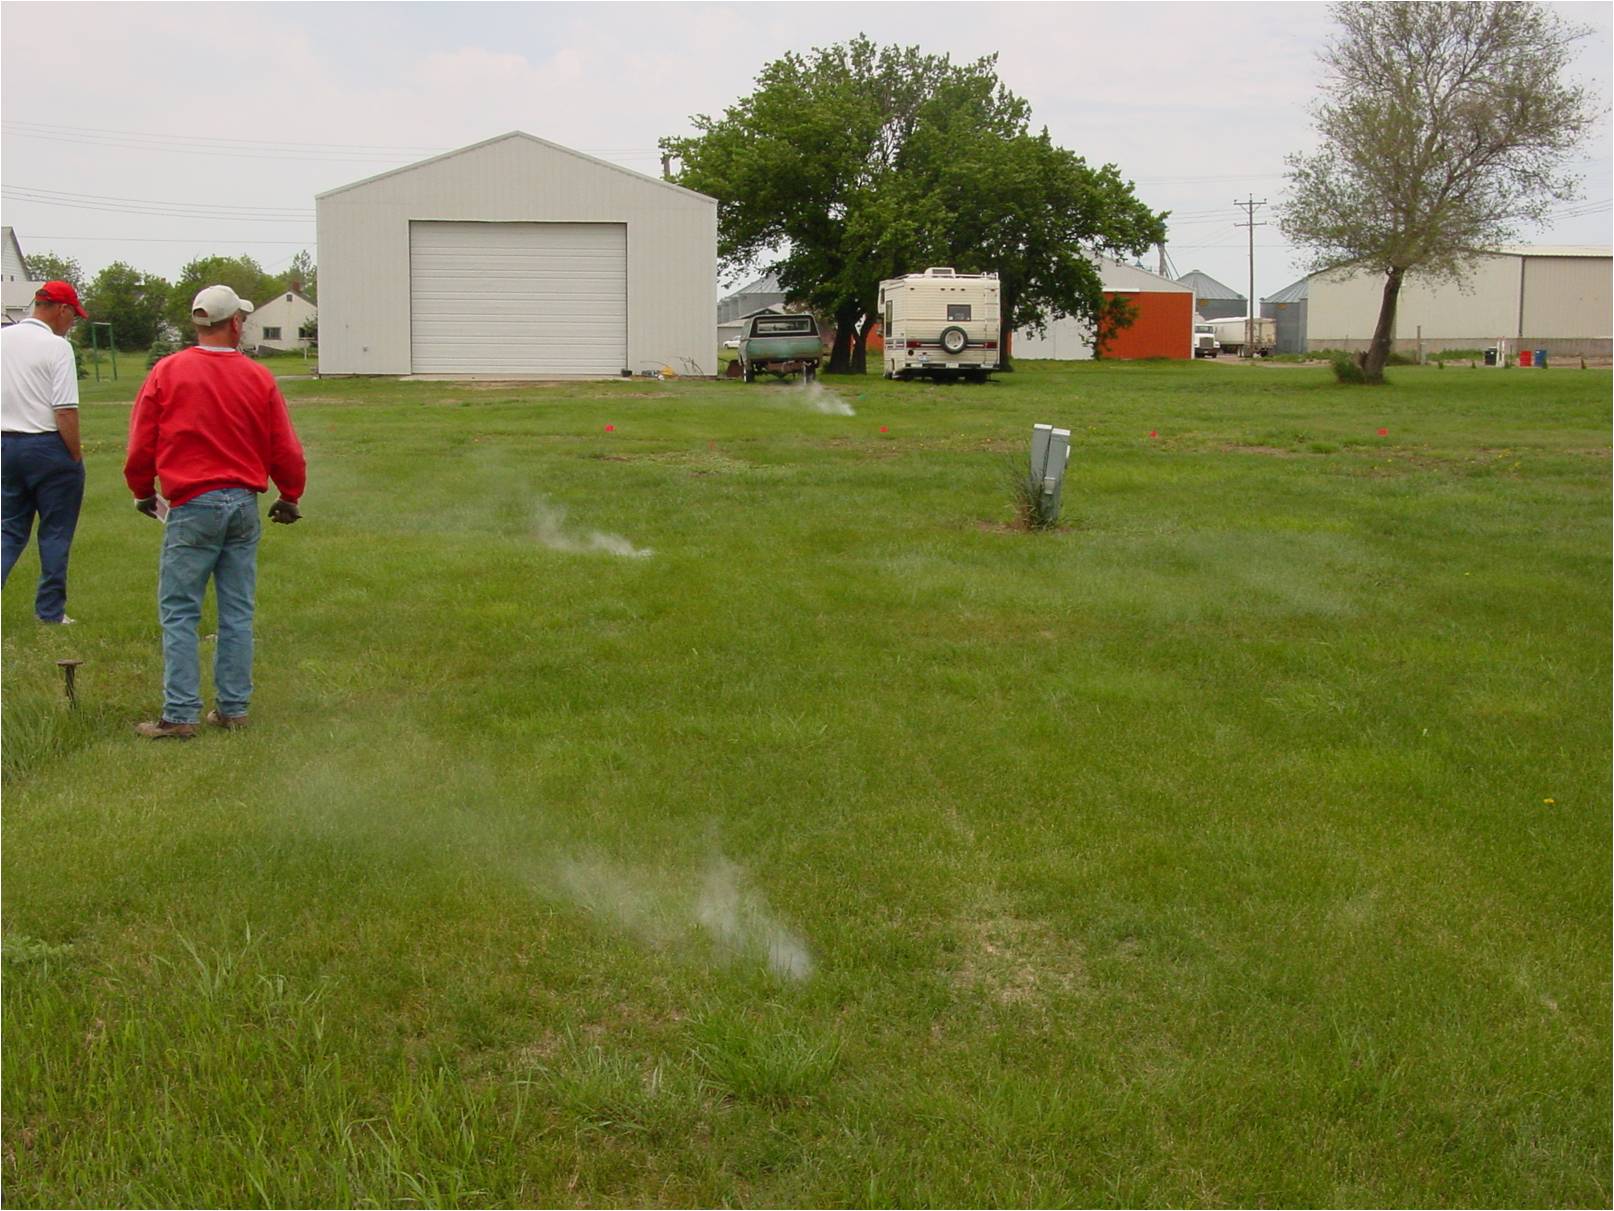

{"left": 664, "top": 37, "right": 1164, "bottom": 374}
{"left": 23, "top": 251, "right": 84, "bottom": 291}
{"left": 82, "top": 262, "right": 171, "bottom": 351}
{"left": 275, "top": 249, "right": 316, "bottom": 300}
{"left": 893, "top": 79, "right": 1165, "bottom": 369}
{"left": 167, "top": 254, "right": 277, "bottom": 336}
{"left": 1279, "top": 1, "right": 1594, "bottom": 384}
{"left": 663, "top": 38, "right": 1027, "bottom": 373}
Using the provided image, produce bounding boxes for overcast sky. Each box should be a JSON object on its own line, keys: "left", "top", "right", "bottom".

{"left": 2, "top": 1, "right": 1609, "bottom": 304}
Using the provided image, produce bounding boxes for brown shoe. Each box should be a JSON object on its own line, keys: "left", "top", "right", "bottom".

{"left": 206, "top": 709, "right": 249, "bottom": 731}
{"left": 135, "top": 719, "right": 197, "bottom": 740}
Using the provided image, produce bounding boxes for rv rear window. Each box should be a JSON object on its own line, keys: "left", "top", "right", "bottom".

{"left": 753, "top": 317, "right": 816, "bottom": 335}
{"left": 947, "top": 304, "right": 972, "bottom": 322}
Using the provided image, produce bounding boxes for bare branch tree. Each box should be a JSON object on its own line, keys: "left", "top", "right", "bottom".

{"left": 1278, "top": 2, "right": 1597, "bottom": 383}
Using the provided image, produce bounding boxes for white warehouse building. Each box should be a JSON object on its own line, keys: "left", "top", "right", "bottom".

{"left": 316, "top": 132, "right": 717, "bottom": 378}
{"left": 1305, "top": 246, "right": 1612, "bottom": 358}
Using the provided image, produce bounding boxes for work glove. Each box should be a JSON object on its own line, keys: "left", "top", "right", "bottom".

{"left": 267, "top": 497, "right": 302, "bottom": 525}
{"left": 134, "top": 495, "right": 160, "bottom": 520}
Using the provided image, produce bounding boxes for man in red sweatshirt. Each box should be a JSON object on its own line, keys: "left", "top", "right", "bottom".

{"left": 124, "top": 284, "right": 307, "bottom": 739}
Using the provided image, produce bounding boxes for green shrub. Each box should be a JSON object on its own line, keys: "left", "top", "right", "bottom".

{"left": 146, "top": 336, "right": 180, "bottom": 368}
{"left": 1329, "top": 352, "right": 1368, "bottom": 384}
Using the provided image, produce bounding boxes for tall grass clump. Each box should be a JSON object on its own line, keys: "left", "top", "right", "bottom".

{"left": 1329, "top": 351, "right": 1388, "bottom": 385}
{"left": 1006, "top": 458, "right": 1061, "bottom": 531}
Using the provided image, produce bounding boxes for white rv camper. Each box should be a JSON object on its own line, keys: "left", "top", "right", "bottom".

{"left": 879, "top": 268, "right": 1001, "bottom": 380}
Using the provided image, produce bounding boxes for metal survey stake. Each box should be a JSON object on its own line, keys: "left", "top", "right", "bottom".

{"left": 56, "top": 659, "right": 83, "bottom": 709}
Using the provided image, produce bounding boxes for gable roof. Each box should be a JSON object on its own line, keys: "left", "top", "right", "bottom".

{"left": 1262, "top": 276, "right": 1309, "bottom": 304}
{"left": 248, "top": 289, "right": 317, "bottom": 311}
{"left": 1177, "top": 269, "right": 1245, "bottom": 300}
{"left": 1098, "top": 255, "right": 1192, "bottom": 293}
{"left": 316, "top": 130, "right": 716, "bottom": 205}
{"left": 721, "top": 273, "right": 784, "bottom": 299}
{"left": 2, "top": 226, "right": 30, "bottom": 278}
{"left": 1489, "top": 244, "right": 1612, "bottom": 258}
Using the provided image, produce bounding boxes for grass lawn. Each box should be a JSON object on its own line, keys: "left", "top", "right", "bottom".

{"left": 3, "top": 357, "right": 1609, "bottom": 1207}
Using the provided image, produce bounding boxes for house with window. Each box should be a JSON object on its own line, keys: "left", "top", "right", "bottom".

{"left": 243, "top": 289, "right": 317, "bottom": 352}
{"left": 2, "top": 226, "right": 37, "bottom": 323}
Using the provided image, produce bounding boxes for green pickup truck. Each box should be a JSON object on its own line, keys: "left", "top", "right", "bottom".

{"left": 737, "top": 313, "right": 821, "bottom": 382}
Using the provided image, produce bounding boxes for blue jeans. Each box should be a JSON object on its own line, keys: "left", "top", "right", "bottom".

{"left": 1, "top": 431, "right": 85, "bottom": 621}
{"left": 159, "top": 488, "right": 261, "bottom": 724}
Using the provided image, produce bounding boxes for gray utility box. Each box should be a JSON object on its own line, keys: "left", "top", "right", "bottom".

{"left": 1031, "top": 423, "right": 1072, "bottom": 519}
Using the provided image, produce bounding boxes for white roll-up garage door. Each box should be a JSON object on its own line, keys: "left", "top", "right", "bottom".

{"left": 410, "top": 221, "right": 627, "bottom": 375}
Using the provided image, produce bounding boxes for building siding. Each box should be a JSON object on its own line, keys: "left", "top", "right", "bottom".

{"left": 317, "top": 133, "right": 716, "bottom": 376}
{"left": 1101, "top": 292, "right": 1193, "bottom": 359}
{"left": 1261, "top": 298, "right": 1308, "bottom": 354}
{"left": 1522, "top": 256, "right": 1611, "bottom": 341}
{"left": 1014, "top": 257, "right": 1193, "bottom": 360}
{"left": 1305, "top": 251, "right": 1611, "bottom": 355}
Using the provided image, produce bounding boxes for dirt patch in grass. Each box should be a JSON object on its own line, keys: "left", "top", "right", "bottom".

{"left": 1222, "top": 443, "right": 1308, "bottom": 459}
{"left": 953, "top": 913, "right": 1085, "bottom": 1007}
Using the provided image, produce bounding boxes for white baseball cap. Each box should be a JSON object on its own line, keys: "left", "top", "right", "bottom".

{"left": 191, "top": 284, "right": 255, "bottom": 324}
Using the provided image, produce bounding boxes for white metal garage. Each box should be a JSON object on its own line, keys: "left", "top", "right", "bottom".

{"left": 316, "top": 131, "right": 716, "bottom": 378}
{"left": 409, "top": 221, "right": 627, "bottom": 375}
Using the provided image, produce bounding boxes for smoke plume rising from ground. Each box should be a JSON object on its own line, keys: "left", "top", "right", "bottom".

{"left": 789, "top": 379, "right": 855, "bottom": 416}
{"left": 555, "top": 853, "right": 815, "bottom": 981}
{"left": 531, "top": 500, "right": 653, "bottom": 558}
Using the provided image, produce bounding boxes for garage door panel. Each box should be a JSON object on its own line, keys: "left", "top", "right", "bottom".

{"left": 410, "top": 221, "right": 626, "bottom": 375}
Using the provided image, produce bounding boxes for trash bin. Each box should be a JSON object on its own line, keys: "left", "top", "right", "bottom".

{"left": 1535, "top": 349, "right": 1548, "bottom": 368}
{"left": 1483, "top": 348, "right": 1498, "bottom": 366}
{"left": 1519, "top": 348, "right": 1534, "bottom": 367}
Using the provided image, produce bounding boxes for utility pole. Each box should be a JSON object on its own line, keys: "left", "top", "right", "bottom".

{"left": 1234, "top": 197, "right": 1267, "bottom": 358}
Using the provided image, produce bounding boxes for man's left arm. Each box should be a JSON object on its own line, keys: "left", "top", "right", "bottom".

{"left": 264, "top": 384, "right": 306, "bottom": 504}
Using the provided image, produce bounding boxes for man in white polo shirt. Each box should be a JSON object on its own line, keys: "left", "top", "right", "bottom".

{"left": 2, "top": 281, "right": 87, "bottom": 624}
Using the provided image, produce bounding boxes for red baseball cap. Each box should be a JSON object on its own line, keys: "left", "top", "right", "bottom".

{"left": 35, "top": 281, "right": 86, "bottom": 318}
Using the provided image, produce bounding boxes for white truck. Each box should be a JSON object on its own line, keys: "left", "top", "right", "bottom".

{"left": 1208, "top": 316, "right": 1276, "bottom": 357}
{"left": 879, "top": 268, "right": 1001, "bottom": 381}
{"left": 1192, "top": 322, "right": 1220, "bottom": 358}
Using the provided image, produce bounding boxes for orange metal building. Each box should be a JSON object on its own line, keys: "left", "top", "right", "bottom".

{"left": 1096, "top": 289, "right": 1194, "bottom": 359}
{"left": 1013, "top": 257, "right": 1195, "bottom": 360}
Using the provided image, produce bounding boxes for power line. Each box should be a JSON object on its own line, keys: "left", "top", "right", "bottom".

{"left": 3, "top": 191, "right": 314, "bottom": 223}
{"left": 5, "top": 184, "right": 314, "bottom": 214}
{"left": 1, "top": 121, "right": 664, "bottom": 165}
{"left": 2, "top": 120, "right": 446, "bottom": 153}
{"left": 19, "top": 235, "right": 313, "bottom": 245}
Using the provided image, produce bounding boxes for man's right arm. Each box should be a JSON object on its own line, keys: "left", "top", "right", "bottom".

{"left": 52, "top": 339, "right": 82, "bottom": 461}
{"left": 124, "top": 373, "right": 161, "bottom": 498}
{"left": 55, "top": 407, "right": 82, "bottom": 462}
